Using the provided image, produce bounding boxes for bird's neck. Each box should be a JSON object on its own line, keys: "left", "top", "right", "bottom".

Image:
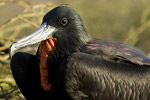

{"left": 51, "top": 26, "right": 92, "bottom": 60}
{"left": 46, "top": 30, "right": 91, "bottom": 79}
{"left": 37, "top": 26, "right": 92, "bottom": 91}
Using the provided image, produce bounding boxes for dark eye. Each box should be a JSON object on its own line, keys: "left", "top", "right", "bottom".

{"left": 60, "top": 17, "right": 68, "bottom": 26}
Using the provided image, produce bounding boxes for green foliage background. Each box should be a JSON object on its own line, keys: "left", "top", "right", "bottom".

{"left": 0, "top": 0, "right": 150, "bottom": 99}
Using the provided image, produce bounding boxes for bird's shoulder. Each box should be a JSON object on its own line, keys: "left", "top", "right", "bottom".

{"left": 81, "top": 38, "right": 150, "bottom": 66}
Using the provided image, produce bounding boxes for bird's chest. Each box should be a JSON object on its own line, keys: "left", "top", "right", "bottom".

{"left": 46, "top": 55, "right": 68, "bottom": 83}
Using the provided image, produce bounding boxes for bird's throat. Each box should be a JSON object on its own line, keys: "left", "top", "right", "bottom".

{"left": 39, "top": 38, "right": 56, "bottom": 91}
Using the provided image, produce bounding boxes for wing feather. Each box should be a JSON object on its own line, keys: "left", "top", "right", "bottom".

{"left": 82, "top": 39, "right": 150, "bottom": 66}
{"left": 61, "top": 52, "right": 150, "bottom": 100}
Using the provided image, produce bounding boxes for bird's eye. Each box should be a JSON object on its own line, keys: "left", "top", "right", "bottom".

{"left": 60, "top": 17, "right": 68, "bottom": 26}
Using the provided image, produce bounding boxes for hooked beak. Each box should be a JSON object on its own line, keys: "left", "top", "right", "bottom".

{"left": 9, "top": 22, "right": 57, "bottom": 58}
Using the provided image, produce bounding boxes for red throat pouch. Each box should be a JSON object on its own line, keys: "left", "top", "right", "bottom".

{"left": 39, "top": 38, "right": 56, "bottom": 91}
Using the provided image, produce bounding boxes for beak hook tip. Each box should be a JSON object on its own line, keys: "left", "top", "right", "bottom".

{"left": 9, "top": 42, "right": 17, "bottom": 59}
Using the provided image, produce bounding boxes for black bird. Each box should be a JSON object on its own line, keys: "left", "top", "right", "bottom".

{"left": 10, "top": 6, "right": 150, "bottom": 100}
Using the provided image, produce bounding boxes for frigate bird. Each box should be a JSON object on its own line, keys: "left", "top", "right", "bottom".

{"left": 10, "top": 6, "right": 150, "bottom": 100}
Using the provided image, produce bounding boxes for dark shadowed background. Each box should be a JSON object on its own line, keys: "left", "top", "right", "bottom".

{"left": 0, "top": 0, "right": 150, "bottom": 99}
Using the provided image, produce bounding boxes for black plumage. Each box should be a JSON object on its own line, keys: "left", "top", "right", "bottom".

{"left": 10, "top": 6, "right": 150, "bottom": 100}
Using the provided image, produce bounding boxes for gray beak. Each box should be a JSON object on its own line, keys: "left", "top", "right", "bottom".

{"left": 9, "top": 22, "right": 57, "bottom": 58}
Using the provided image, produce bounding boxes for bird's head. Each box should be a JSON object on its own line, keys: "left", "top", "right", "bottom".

{"left": 10, "top": 6, "right": 91, "bottom": 58}
{"left": 10, "top": 6, "right": 92, "bottom": 91}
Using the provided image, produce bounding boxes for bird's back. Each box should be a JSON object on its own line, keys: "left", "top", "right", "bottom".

{"left": 81, "top": 38, "right": 150, "bottom": 66}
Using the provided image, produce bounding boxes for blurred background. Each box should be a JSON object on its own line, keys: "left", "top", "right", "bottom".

{"left": 0, "top": 0, "right": 150, "bottom": 99}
